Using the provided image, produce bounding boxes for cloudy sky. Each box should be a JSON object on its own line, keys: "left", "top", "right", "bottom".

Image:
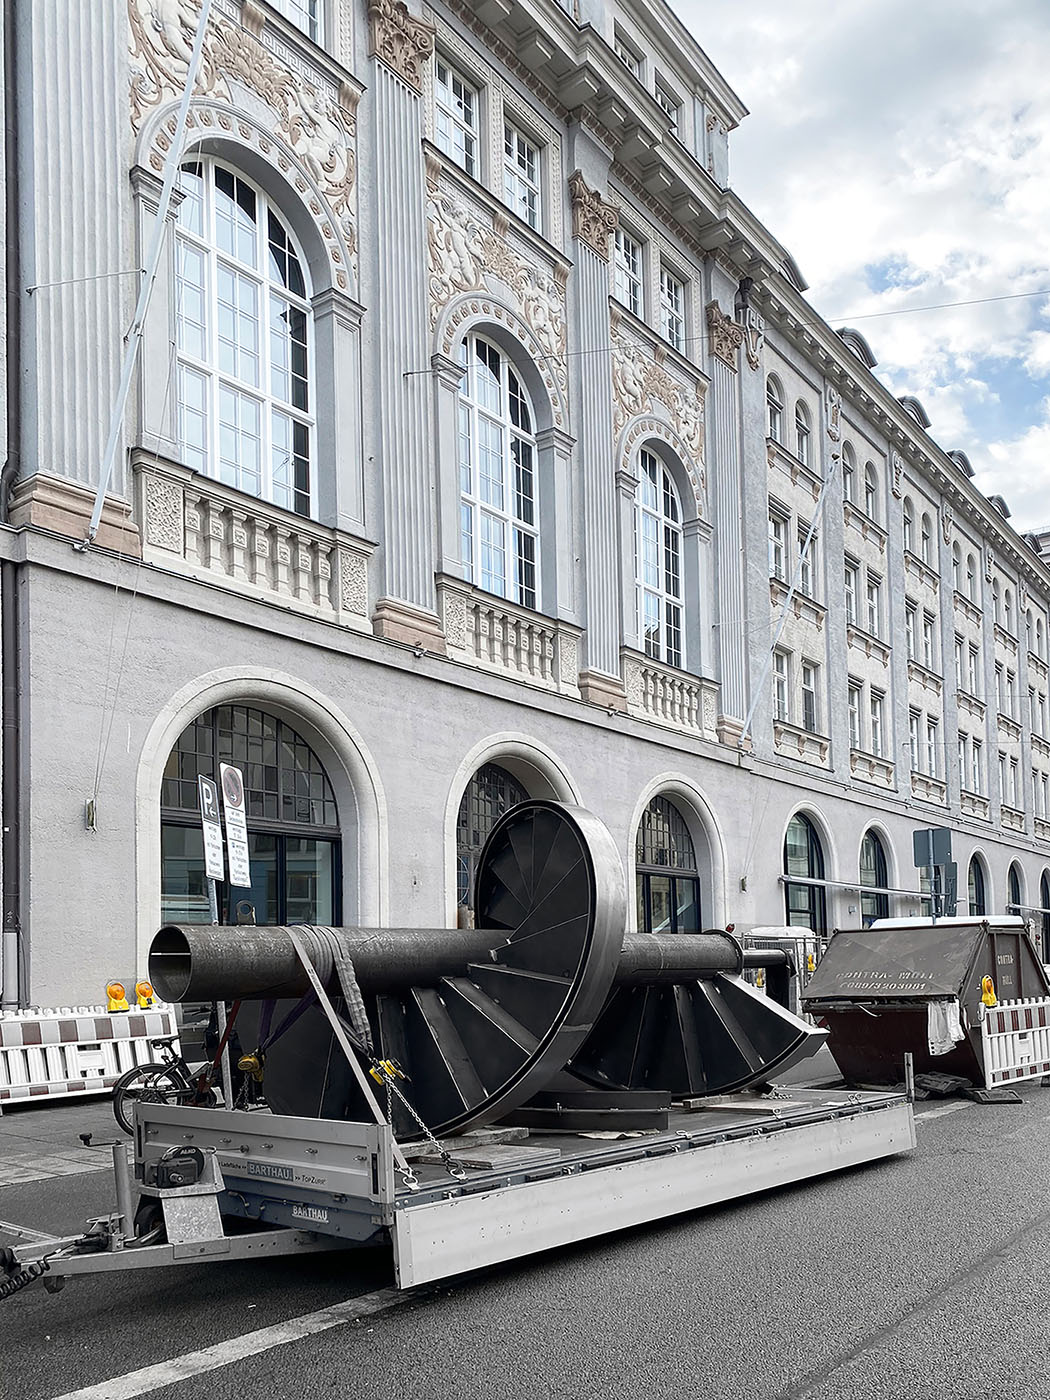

{"left": 673, "top": 0, "right": 1050, "bottom": 532}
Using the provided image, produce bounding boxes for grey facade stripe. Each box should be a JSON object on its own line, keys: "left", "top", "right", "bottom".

{"left": 710, "top": 358, "right": 745, "bottom": 720}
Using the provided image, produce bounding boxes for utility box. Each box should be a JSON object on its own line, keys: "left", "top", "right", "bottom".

{"left": 801, "top": 916, "right": 1050, "bottom": 1086}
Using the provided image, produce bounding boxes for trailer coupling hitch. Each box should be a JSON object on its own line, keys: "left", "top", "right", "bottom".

{"left": 0, "top": 1253, "right": 51, "bottom": 1302}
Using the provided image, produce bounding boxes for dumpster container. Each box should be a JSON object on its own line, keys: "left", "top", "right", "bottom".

{"left": 801, "top": 916, "right": 1050, "bottom": 1086}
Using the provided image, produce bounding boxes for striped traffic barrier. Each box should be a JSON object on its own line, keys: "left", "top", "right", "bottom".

{"left": 979, "top": 997, "right": 1050, "bottom": 1087}
{"left": 0, "top": 1004, "right": 179, "bottom": 1105}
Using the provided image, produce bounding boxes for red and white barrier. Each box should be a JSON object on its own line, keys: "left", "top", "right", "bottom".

{"left": 0, "top": 1005, "right": 179, "bottom": 1105}
{"left": 980, "top": 998, "right": 1050, "bottom": 1087}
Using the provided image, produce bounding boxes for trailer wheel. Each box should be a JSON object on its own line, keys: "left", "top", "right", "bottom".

{"left": 131, "top": 1197, "right": 165, "bottom": 1246}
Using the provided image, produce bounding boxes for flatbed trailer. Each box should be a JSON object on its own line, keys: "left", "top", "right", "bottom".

{"left": 1, "top": 1087, "right": 914, "bottom": 1297}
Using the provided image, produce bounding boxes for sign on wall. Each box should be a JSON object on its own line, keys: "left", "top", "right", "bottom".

{"left": 219, "top": 763, "right": 252, "bottom": 889}
{"left": 196, "top": 775, "right": 226, "bottom": 883}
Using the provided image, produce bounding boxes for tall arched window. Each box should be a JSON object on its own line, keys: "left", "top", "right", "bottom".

{"left": 766, "top": 376, "right": 784, "bottom": 443}
{"left": 968, "top": 854, "right": 987, "bottom": 916}
{"left": 784, "top": 814, "right": 826, "bottom": 934}
{"left": 920, "top": 513, "right": 933, "bottom": 565}
{"left": 967, "top": 554, "right": 978, "bottom": 602}
{"left": 794, "top": 402, "right": 810, "bottom": 464}
{"left": 1008, "top": 862, "right": 1023, "bottom": 917}
{"left": 1038, "top": 618, "right": 1046, "bottom": 658}
{"left": 1041, "top": 871, "right": 1050, "bottom": 951}
{"left": 860, "top": 830, "right": 889, "bottom": 925}
{"left": 458, "top": 335, "right": 539, "bottom": 609}
{"left": 992, "top": 579, "right": 1001, "bottom": 624}
{"left": 456, "top": 763, "right": 528, "bottom": 907}
{"left": 175, "top": 159, "right": 314, "bottom": 516}
{"left": 864, "top": 463, "right": 879, "bottom": 520}
{"left": 161, "top": 705, "right": 340, "bottom": 925}
{"left": 842, "top": 443, "right": 855, "bottom": 503}
{"left": 902, "top": 498, "right": 914, "bottom": 553}
{"left": 1005, "top": 588, "right": 1014, "bottom": 633}
{"left": 636, "top": 449, "right": 683, "bottom": 667}
{"left": 635, "top": 796, "right": 700, "bottom": 933}
{"left": 952, "top": 542, "right": 962, "bottom": 591}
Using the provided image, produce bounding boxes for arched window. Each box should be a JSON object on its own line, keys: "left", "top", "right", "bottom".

{"left": 456, "top": 763, "right": 528, "bottom": 907}
{"left": 967, "top": 554, "right": 978, "bottom": 603}
{"left": 860, "top": 830, "right": 889, "bottom": 925}
{"left": 1039, "top": 617, "right": 1047, "bottom": 658}
{"left": 175, "top": 159, "right": 314, "bottom": 516}
{"left": 636, "top": 449, "right": 683, "bottom": 667}
{"left": 1008, "top": 862, "right": 1023, "bottom": 917}
{"left": 635, "top": 796, "right": 701, "bottom": 933}
{"left": 842, "top": 443, "right": 855, "bottom": 503}
{"left": 766, "top": 376, "right": 784, "bottom": 443}
{"left": 864, "top": 463, "right": 878, "bottom": 520}
{"left": 784, "top": 813, "right": 826, "bottom": 934}
{"left": 992, "top": 579, "right": 1001, "bottom": 624}
{"left": 920, "top": 513, "right": 933, "bottom": 565}
{"left": 1004, "top": 588, "right": 1014, "bottom": 632}
{"left": 1041, "top": 871, "right": 1050, "bottom": 952}
{"left": 902, "top": 498, "right": 914, "bottom": 554}
{"left": 968, "top": 854, "right": 987, "bottom": 916}
{"left": 457, "top": 335, "right": 539, "bottom": 609}
{"left": 794, "top": 402, "right": 810, "bottom": 465}
{"left": 951, "top": 543, "right": 961, "bottom": 590}
{"left": 161, "top": 705, "right": 340, "bottom": 925}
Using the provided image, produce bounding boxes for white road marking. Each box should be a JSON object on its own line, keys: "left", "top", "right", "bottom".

{"left": 51, "top": 1286, "right": 407, "bottom": 1400}
{"left": 916, "top": 1100, "right": 974, "bottom": 1121}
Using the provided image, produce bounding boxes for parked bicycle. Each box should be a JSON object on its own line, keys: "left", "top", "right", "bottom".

{"left": 111, "top": 1035, "right": 219, "bottom": 1135}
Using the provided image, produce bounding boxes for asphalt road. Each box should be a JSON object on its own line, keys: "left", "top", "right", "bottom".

{"left": 3, "top": 1088, "right": 1050, "bottom": 1400}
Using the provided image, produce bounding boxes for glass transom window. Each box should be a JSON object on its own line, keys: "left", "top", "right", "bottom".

{"left": 635, "top": 449, "right": 683, "bottom": 668}
{"left": 272, "top": 0, "right": 321, "bottom": 42}
{"left": 175, "top": 160, "right": 313, "bottom": 517}
{"left": 458, "top": 336, "right": 539, "bottom": 609}
{"left": 503, "top": 123, "right": 541, "bottom": 230}
{"left": 435, "top": 59, "right": 479, "bottom": 178}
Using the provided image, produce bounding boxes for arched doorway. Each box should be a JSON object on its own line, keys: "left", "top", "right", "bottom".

{"left": 784, "top": 814, "right": 826, "bottom": 934}
{"left": 860, "top": 830, "right": 889, "bottom": 925}
{"left": 968, "top": 855, "right": 987, "bottom": 916}
{"left": 456, "top": 762, "right": 528, "bottom": 908}
{"left": 635, "top": 795, "right": 701, "bottom": 933}
{"left": 160, "top": 703, "right": 341, "bottom": 925}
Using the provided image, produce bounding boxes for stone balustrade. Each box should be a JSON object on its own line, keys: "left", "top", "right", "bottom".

{"left": 437, "top": 575, "right": 581, "bottom": 695}
{"left": 134, "top": 456, "right": 373, "bottom": 630}
{"left": 621, "top": 649, "right": 719, "bottom": 739}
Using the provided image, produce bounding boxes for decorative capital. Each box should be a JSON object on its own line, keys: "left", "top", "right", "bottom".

{"left": 705, "top": 301, "right": 744, "bottom": 369}
{"left": 368, "top": 0, "right": 435, "bottom": 93}
{"left": 568, "top": 170, "right": 618, "bottom": 258}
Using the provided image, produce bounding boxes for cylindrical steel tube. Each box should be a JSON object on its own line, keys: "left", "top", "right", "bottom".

{"left": 151, "top": 924, "right": 792, "bottom": 1003}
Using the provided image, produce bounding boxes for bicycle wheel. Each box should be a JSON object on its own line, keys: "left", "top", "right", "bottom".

{"left": 112, "top": 1063, "right": 189, "bottom": 1135}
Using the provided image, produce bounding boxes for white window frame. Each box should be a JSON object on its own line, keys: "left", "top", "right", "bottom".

{"left": 503, "top": 120, "right": 541, "bottom": 231}
{"left": 848, "top": 680, "right": 862, "bottom": 749}
{"left": 844, "top": 560, "right": 859, "bottom": 626}
{"left": 772, "top": 650, "right": 789, "bottom": 722}
{"left": 635, "top": 448, "right": 684, "bottom": 669}
{"left": 614, "top": 31, "right": 643, "bottom": 77}
{"left": 272, "top": 0, "right": 322, "bottom": 43}
{"left": 174, "top": 158, "right": 316, "bottom": 518}
{"left": 457, "top": 334, "right": 539, "bottom": 609}
{"left": 767, "top": 377, "right": 784, "bottom": 444}
{"left": 794, "top": 403, "right": 810, "bottom": 466}
{"left": 864, "top": 463, "right": 879, "bottom": 520}
{"left": 659, "top": 266, "right": 685, "bottom": 352}
{"left": 870, "top": 690, "right": 885, "bottom": 758}
{"left": 926, "top": 717, "right": 940, "bottom": 777}
{"left": 968, "top": 643, "right": 980, "bottom": 696}
{"left": 909, "top": 710, "right": 921, "bottom": 770}
{"left": 972, "top": 739, "right": 983, "bottom": 793}
{"left": 769, "top": 509, "right": 787, "bottom": 582}
{"left": 801, "top": 661, "right": 819, "bottom": 734}
{"left": 922, "top": 611, "right": 936, "bottom": 670}
{"left": 798, "top": 522, "right": 815, "bottom": 598}
{"left": 612, "top": 228, "right": 643, "bottom": 317}
{"left": 866, "top": 572, "right": 882, "bottom": 637}
{"left": 905, "top": 601, "right": 917, "bottom": 659}
{"left": 655, "top": 79, "right": 680, "bottom": 130}
{"left": 435, "top": 58, "right": 480, "bottom": 179}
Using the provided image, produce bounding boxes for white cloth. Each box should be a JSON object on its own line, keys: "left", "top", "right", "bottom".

{"left": 928, "top": 997, "right": 965, "bottom": 1056}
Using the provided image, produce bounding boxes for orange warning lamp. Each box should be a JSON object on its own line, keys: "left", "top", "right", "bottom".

{"left": 135, "top": 980, "right": 155, "bottom": 1009}
{"left": 981, "top": 975, "right": 998, "bottom": 1008}
{"left": 106, "top": 981, "right": 130, "bottom": 1013}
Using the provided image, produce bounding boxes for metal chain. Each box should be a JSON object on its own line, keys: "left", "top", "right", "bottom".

{"left": 371, "top": 1061, "right": 468, "bottom": 1182}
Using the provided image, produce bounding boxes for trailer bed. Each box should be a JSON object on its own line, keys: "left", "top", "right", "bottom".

{"left": 135, "top": 1088, "right": 914, "bottom": 1288}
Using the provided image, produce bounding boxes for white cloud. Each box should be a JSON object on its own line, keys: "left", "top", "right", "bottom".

{"left": 672, "top": 0, "right": 1050, "bottom": 530}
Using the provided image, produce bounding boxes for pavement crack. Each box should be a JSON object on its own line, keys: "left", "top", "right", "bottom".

{"left": 771, "top": 1199, "right": 1050, "bottom": 1400}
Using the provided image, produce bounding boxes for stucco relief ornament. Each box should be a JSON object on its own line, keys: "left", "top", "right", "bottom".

{"left": 568, "top": 170, "right": 618, "bottom": 259}
{"left": 941, "top": 504, "right": 954, "bottom": 545}
{"left": 367, "top": 0, "right": 435, "bottom": 94}
{"left": 128, "top": 0, "right": 358, "bottom": 238}
{"left": 891, "top": 451, "right": 904, "bottom": 499}
{"left": 611, "top": 335, "right": 706, "bottom": 467}
{"left": 705, "top": 302, "right": 744, "bottom": 370}
{"left": 426, "top": 192, "right": 567, "bottom": 369}
{"left": 824, "top": 383, "right": 841, "bottom": 442}
{"left": 742, "top": 307, "right": 764, "bottom": 371}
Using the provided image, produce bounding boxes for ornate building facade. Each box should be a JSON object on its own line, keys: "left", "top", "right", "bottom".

{"left": 2, "top": 0, "right": 1049, "bottom": 1009}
